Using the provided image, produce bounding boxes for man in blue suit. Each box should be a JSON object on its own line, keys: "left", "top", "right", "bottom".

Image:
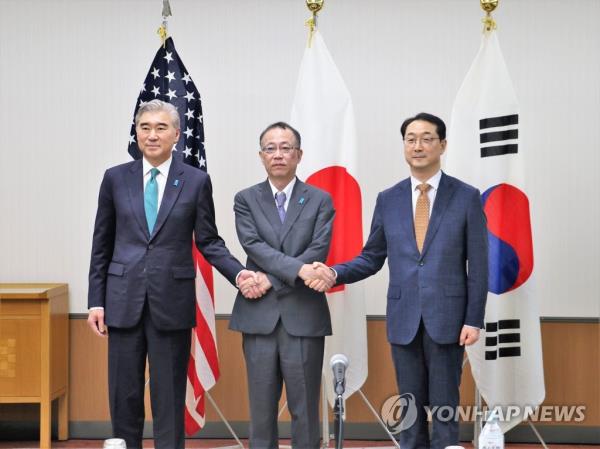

{"left": 311, "top": 113, "right": 488, "bottom": 449}
{"left": 87, "top": 100, "right": 261, "bottom": 449}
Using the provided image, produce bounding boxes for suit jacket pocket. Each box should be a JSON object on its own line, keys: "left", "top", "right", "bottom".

{"left": 106, "top": 262, "right": 126, "bottom": 300}
{"left": 107, "top": 261, "right": 125, "bottom": 276}
{"left": 445, "top": 284, "right": 466, "bottom": 297}
{"left": 387, "top": 285, "right": 402, "bottom": 300}
{"left": 172, "top": 266, "right": 196, "bottom": 279}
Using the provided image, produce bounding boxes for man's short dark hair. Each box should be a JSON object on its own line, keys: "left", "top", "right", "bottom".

{"left": 259, "top": 122, "right": 302, "bottom": 149}
{"left": 400, "top": 112, "right": 446, "bottom": 140}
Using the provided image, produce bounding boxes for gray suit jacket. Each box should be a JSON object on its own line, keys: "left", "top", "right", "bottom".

{"left": 229, "top": 179, "right": 335, "bottom": 337}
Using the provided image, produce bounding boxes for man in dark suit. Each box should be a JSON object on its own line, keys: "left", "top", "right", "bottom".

{"left": 230, "top": 122, "right": 335, "bottom": 449}
{"left": 87, "top": 100, "right": 260, "bottom": 449}
{"left": 310, "top": 113, "right": 488, "bottom": 449}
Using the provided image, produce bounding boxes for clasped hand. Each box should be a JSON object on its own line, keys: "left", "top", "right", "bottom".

{"left": 238, "top": 262, "right": 335, "bottom": 298}
{"left": 238, "top": 270, "right": 271, "bottom": 299}
{"left": 299, "top": 262, "right": 335, "bottom": 292}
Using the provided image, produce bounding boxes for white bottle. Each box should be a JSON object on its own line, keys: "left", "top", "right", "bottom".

{"left": 479, "top": 413, "right": 504, "bottom": 449}
{"left": 103, "top": 439, "right": 127, "bottom": 449}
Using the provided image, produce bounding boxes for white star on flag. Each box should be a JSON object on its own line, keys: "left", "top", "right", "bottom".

{"left": 126, "top": 37, "right": 214, "bottom": 436}
{"left": 184, "top": 127, "right": 194, "bottom": 139}
{"left": 185, "top": 91, "right": 195, "bottom": 101}
{"left": 166, "top": 89, "right": 177, "bottom": 100}
{"left": 128, "top": 135, "right": 136, "bottom": 145}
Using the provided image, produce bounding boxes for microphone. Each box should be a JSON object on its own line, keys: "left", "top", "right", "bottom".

{"left": 330, "top": 353, "right": 349, "bottom": 396}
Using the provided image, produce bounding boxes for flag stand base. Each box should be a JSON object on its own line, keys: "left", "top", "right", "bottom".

{"left": 205, "top": 391, "right": 246, "bottom": 449}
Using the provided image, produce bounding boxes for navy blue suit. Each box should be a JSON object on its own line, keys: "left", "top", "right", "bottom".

{"left": 88, "top": 157, "right": 243, "bottom": 448}
{"left": 334, "top": 172, "right": 488, "bottom": 449}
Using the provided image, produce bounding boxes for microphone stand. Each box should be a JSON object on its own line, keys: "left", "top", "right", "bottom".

{"left": 333, "top": 381, "right": 345, "bottom": 449}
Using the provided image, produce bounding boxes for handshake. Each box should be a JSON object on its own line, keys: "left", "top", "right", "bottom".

{"left": 237, "top": 262, "right": 336, "bottom": 299}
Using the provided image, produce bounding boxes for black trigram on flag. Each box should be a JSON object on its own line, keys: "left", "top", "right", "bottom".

{"left": 479, "top": 114, "right": 519, "bottom": 158}
{"left": 485, "top": 319, "right": 521, "bottom": 360}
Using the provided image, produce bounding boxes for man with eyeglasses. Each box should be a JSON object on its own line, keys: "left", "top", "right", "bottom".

{"left": 309, "top": 112, "right": 488, "bottom": 449}
{"left": 229, "top": 121, "right": 335, "bottom": 449}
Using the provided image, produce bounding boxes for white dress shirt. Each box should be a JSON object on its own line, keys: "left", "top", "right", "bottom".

{"left": 268, "top": 177, "right": 297, "bottom": 211}
{"left": 410, "top": 169, "right": 442, "bottom": 218}
{"left": 143, "top": 156, "right": 172, "bottom": 208}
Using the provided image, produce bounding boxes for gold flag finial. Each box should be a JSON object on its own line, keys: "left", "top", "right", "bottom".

{"left": 305, "top": 0, "right": 324, "bottom": 47}
{"left": 157, "top": 0, "right": 173, "bottom": 47}
{"left": 481, "top": 0, "right": 498, "bottom": 32}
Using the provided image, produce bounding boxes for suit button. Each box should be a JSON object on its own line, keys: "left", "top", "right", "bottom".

{"left": 418, "top": 261, "right": 424, "bottom": 267}
{"left": 143, "top": 268, "right": 146, "bottom": 273}
{"left": 148, "top": 244, "right": 154, "bottom": 250}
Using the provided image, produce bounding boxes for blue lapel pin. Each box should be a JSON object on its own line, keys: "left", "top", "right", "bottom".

{"left": 299, "top": 197, "right": 305, "bottom": 205}
{"left": 173, "top": 179, "right": 179, "bottom": 187}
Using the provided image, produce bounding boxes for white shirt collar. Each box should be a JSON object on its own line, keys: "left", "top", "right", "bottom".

{"left": 142, "top": 155, "right": 172, "bottom": 178}
{"left": 268, "top": 177, "right": 297, "bottom": 199}
{"left": 410, "top": 170, "right": 442, "bottom": 192}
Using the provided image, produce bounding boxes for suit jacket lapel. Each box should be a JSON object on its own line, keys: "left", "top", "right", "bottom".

{"left": 127, "top": 160, "right": 150, "bottom": 239}
{"left": 150, "top": 157, "right": 185, "bottom": 240}
{"left": 256, "top": 180, "right": 283, "bottom": 234}
{"left": 421, "top": 172, "right": 456, "bottom": 257}
{"left": 280, "top": 180, "right": 309, "bottom": 243}
{"left": 395, "top": 179, "right": 420, "bottom": 255}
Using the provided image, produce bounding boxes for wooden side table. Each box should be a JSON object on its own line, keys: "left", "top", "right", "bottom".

{"left": 0, "top": 283, "right": 69, "bottom": 449}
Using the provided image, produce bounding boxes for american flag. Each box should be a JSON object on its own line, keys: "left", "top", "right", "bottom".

{"left": 128, "top": 36, "right": 218, "bottom": 435}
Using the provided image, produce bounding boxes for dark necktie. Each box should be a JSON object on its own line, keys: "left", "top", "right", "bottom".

{"left": 144, "top": 168, "right": 160, "bottom": 233}
{"left": 275, "top": 191, "right": 286, "bottom": 223}
{"left": 414, "top": 183, "right": 432, "bottom": 253}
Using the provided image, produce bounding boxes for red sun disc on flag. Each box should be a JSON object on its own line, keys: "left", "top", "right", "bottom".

{"left": 306, "top": 166, "right": 363, "bottom": 293}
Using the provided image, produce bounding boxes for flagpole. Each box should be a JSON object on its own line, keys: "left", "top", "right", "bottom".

{"left": 157, "top": 0, "right": 172, "bottom": 47}
{"left": 480, "top": 0, "right": 498, "bottom": 32}
{"left": 473, "top": 2, "right": 498, "bottom": 448}
{"left": 305, "top": 0, "right": 324, "bottom": 47}
{"left": 471, "top": 3, "right": 548, "bottom": 449}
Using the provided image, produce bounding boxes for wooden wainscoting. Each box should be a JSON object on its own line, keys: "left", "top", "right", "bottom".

{"left": 0, "top": 318, "right": 598, "bottom": 431}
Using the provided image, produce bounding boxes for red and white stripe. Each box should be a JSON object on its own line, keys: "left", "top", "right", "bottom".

{"left": 184, "top": 244, "right": 219, "bottom": 435}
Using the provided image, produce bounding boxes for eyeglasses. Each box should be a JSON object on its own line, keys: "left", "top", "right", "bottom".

{"left": 404, "top": 136, "right": 441, "bottom": 147}
{"left": 261, "top": 145, "right": 298, "bottom": 155}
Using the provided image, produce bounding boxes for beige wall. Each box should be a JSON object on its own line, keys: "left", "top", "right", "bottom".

{"left": 1, "top": 0, "right": 599, "bottom": 319}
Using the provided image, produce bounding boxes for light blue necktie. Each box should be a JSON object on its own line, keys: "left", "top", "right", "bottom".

{"left": 275, "top": 191, "right": 286, "bottom": 223}
{"left": 144, "top": 168, "right": 160, "bottom": 233}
